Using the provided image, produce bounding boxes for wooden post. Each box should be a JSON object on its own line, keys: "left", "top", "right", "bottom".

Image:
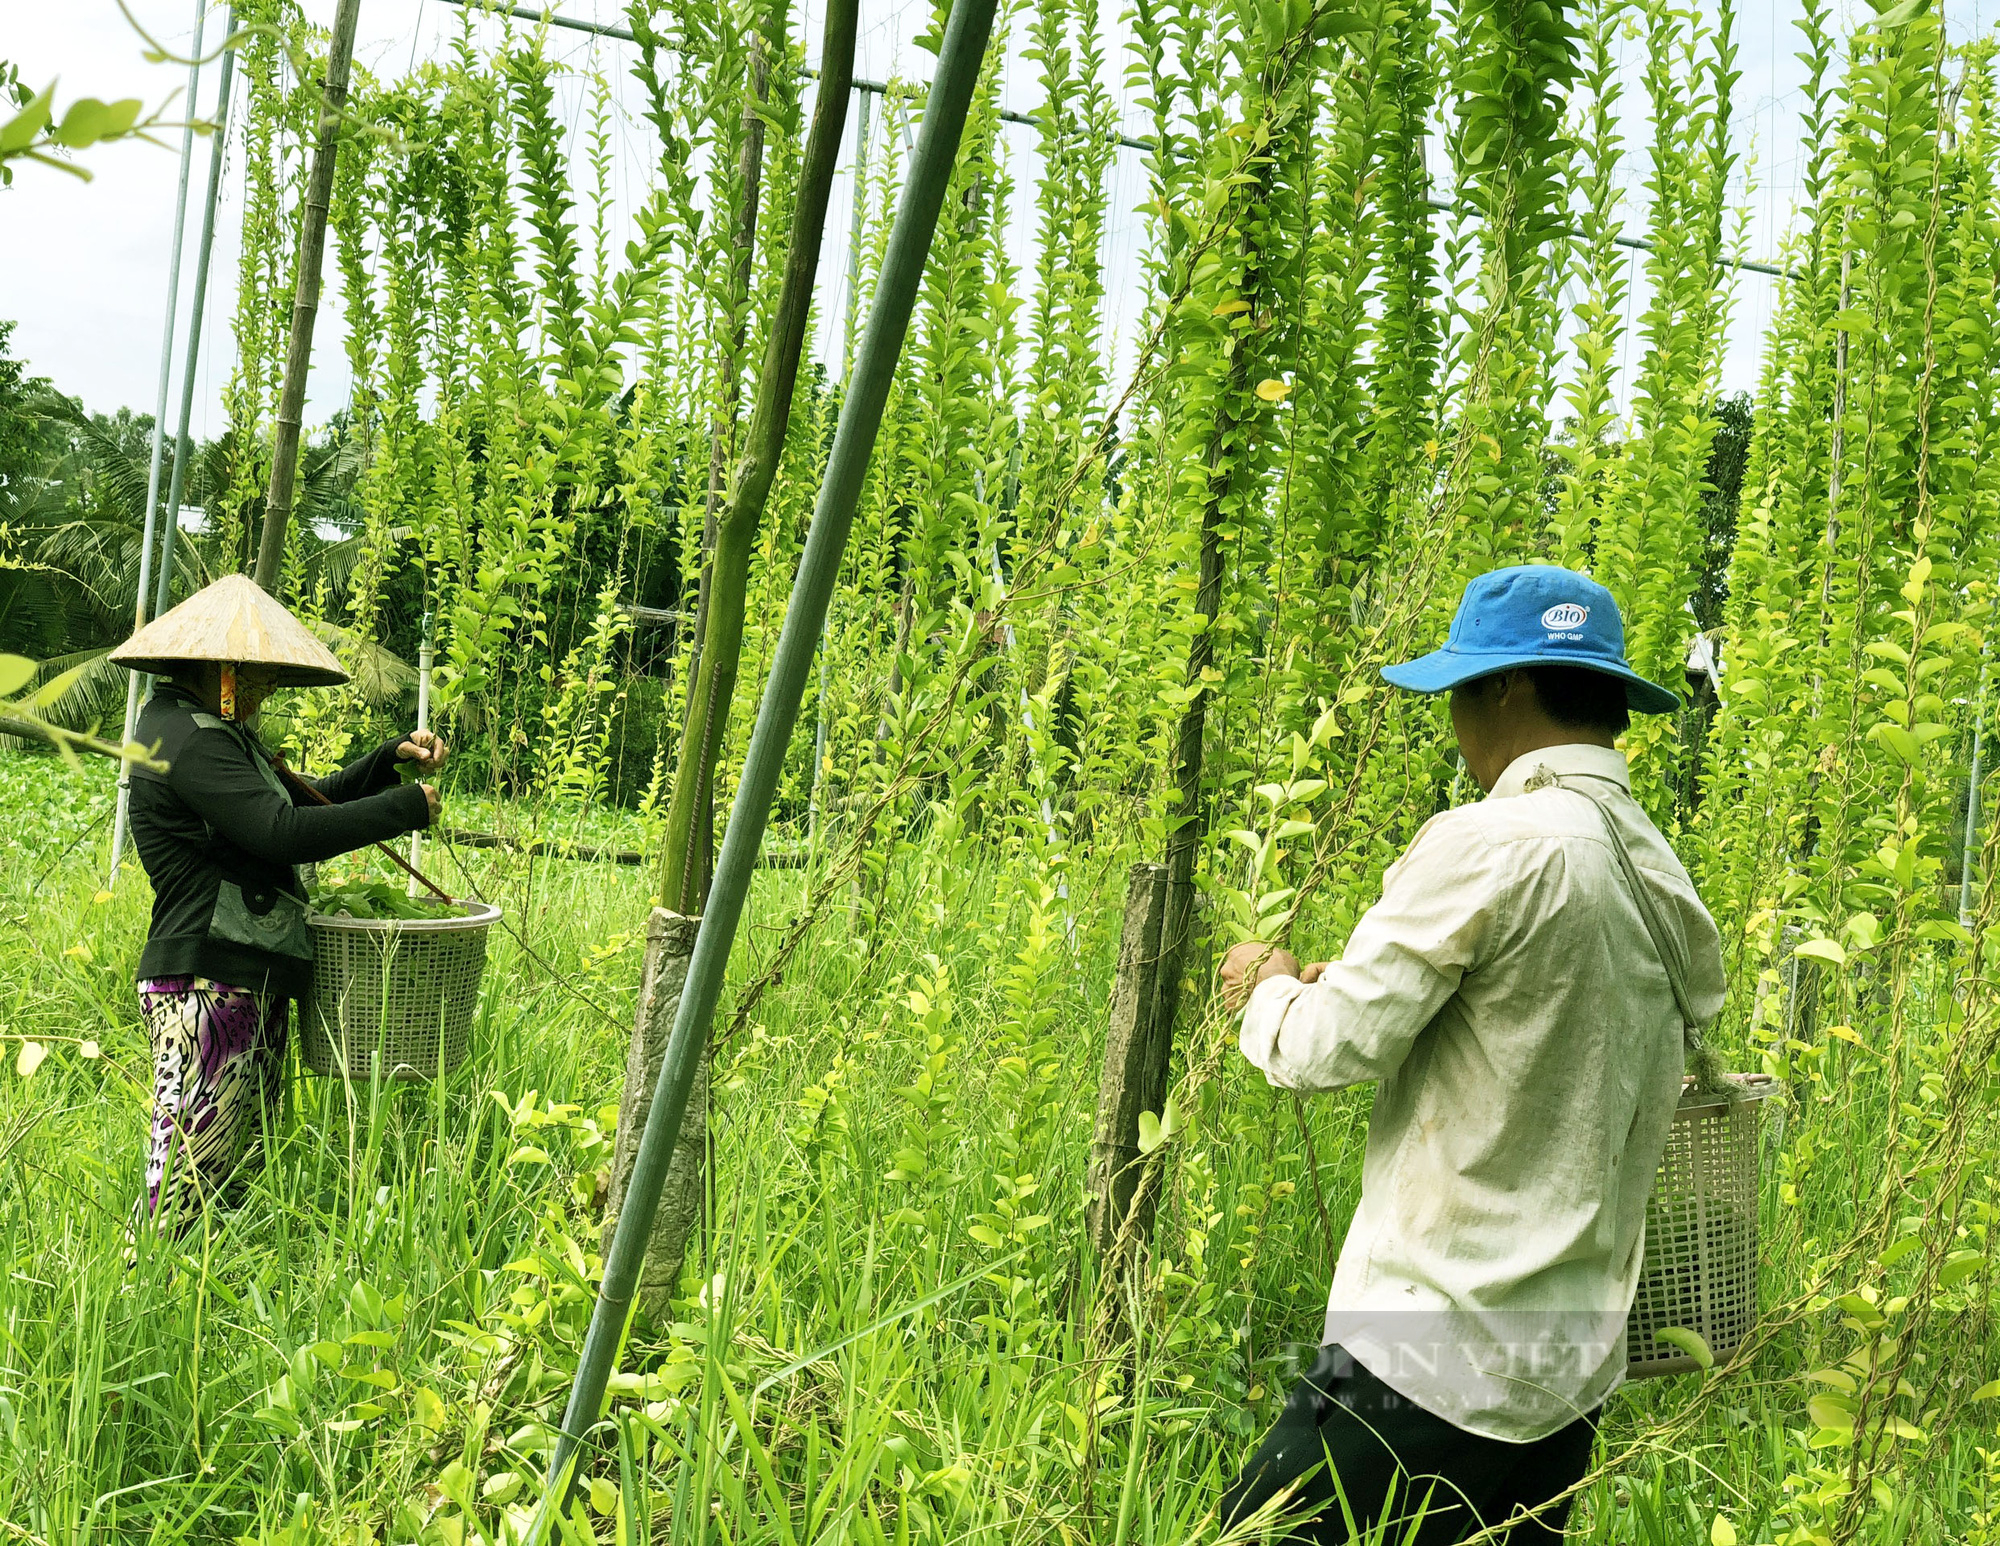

{"left": 1086, "top": 863, "right": 1172, "bottom": 1258}
{"left": 604, "top": 908, "right": 704, "bottom": 1319}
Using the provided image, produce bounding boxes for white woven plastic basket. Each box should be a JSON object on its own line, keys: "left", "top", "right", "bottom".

{"left": 1627, "top": 1072, "right": 1776, "bottom": 1378}
{"left": 298, "top": 899, "right": 500, "bottom": 1081}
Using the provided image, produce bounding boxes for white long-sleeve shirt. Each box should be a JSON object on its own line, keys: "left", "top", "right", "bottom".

{"left": 1240, "top": 742, "right": 1724, "bottom": 1441}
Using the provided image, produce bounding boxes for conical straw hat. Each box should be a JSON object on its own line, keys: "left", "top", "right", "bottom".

{"left": 110, "top": 574, "right": 350, "bottom": 687}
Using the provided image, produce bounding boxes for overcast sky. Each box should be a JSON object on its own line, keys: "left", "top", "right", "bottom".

{"left": 5, "top": 1, "right": 1993, "bottom": 442}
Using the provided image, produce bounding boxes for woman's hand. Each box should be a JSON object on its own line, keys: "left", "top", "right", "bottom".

{"left": 1219, "top": 940, "right": 1301, "bottom": 1013}
{"left": 396, "top": 729, "right": 449, "bottom": 774}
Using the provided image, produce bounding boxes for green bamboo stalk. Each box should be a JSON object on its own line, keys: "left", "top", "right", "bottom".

{"left": 251, "top": 0, "right": 364, "bottom": 591}
{"left": 538, "top": 0, "right": 1000, "bottom": 1510}
{"left": 658, "top": 3, "right": 854, "bottom": 915}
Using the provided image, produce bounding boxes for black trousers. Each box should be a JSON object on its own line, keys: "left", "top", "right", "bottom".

{"left": 1218, "top": 1345, "right": 1600, "bottom": 1544}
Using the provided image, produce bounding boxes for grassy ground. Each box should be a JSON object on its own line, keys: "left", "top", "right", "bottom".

{"left": 0, "top": 750, "right": 1995, "bottom": 1544}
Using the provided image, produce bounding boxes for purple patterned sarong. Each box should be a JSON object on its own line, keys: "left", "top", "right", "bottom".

{"left": 136, "top": 976, "right": 289, "bottom": 1226}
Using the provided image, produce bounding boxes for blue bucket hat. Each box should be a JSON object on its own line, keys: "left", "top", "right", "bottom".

{"left": 1381, "top": 564, "right": 1680, "bottom": 714}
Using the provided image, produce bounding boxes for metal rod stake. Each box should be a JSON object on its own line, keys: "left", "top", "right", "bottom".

{"left": 110, "top": 0, "right": 210, "bottom": 885}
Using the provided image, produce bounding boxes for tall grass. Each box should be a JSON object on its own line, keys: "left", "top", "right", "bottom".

{"left": 2, "top": 750, "right": 1996, "bottom": 1545}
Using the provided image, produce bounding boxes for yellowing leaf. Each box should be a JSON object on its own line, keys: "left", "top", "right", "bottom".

{"left": 91, "top": 890, "right": 113, "bottom": 905}
{"left": 79, "top": 1039, "right": 100, "bottom": 1060}
{"left": 1711, "top": 1515, "right": 1738, "bottom": 1546}
{"left": 1969, "top": 1378, "right": 2000, "bottom": 1401}
{"left": 1255, "top": 377, "right": 1292, "bottom": 402}
{"left": 587, "top": 1477, "right": 618, "bottom": 1516}
{"left": 411, "top": 1386, "right": 446, "bottom": 1433}
{"left": 1793, "top": 938, "right": 1846, "bottom": 967}
{"left": 1211, "top": 298, "right": 1252, "bottom": 316}
{"left": 1808, "top": 1392, "right": 1856, "bottom": 1431}
{"left": 15, "top": 1041, "right": 47, "bottom": 1078}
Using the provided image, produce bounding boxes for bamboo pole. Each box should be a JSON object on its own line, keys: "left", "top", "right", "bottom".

{"left": 671, "top": 36, "right": 774, "bottom": 906}
{"left": 627, "top": 0, "right": 859, "bottom": 1342}
{"left": 537, "top": 0, "right": 1000, "bottom": 1510}
{"left": 250, "top": 0, "right": 364, "bottom": 591}
{"left": 109, "top": 0, "right": 210, "bottom": 885}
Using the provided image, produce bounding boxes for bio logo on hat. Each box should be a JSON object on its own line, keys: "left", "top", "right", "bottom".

{"left": 1540, "top": 601, "right": 1589, "bottom": 638}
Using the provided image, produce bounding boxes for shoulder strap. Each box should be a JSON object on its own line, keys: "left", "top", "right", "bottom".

{"left": 1526, "top": 764, "right": 1733, "bottom": 1098}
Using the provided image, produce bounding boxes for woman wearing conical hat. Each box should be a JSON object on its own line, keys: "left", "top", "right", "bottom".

{"left": 110, "top": 575, "right": 443, "bottom": 1230}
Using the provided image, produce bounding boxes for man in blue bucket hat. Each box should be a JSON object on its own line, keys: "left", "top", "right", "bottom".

{"left": 1216, "top": 565, "right": 1724, "bottom": 1543}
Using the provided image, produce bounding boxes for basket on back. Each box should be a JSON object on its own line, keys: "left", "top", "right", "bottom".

{"left": 299, "top": 900, "right": 501, "bottom": 1080}
{"left": 1627, "top": 1072, "right": 1776, "bottom": 1378}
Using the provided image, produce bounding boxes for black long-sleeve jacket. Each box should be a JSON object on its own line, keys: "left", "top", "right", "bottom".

{"left": 128, "top": 682, "right": 432, "bottom": 995}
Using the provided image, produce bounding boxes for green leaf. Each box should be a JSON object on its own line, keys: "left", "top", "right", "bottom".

{"left": 437, "top": 1460, "right": 477, "bottom": 1512}
{"left": 52, "top": 97, "right": 141, "bottom": 149}
{"left": 1941, "top": 1250, "right": 1985, "bottom": 1289}
{"left": 0, "top": 655, "right": 34, "bottom": 698}
{"left": 1870, "top": 723, "right": 1921, "bottom": 767}
{"left": 1793, "top": 938, "right": 1847, "bottom": 966}
{"left": 0, "top": 85, "right": 54, "bottom": 153}
{"left": 1137, "top": 1110, "right": 1164, "bottom": 1154}
{"left": 26, "top": 660, "right": 87, "bottom": 711}
{"left": 966, "top": 1224, "right": 1005, "bottom": 1248}
{"left": 1653, "top": 1327, "right": 1713, "bottom": 1370}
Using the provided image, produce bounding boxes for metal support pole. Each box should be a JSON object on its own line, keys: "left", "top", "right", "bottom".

{"left": 408, "top": 622, "right": 434, "bottom": 897}
{"left": 536, "top": 0, "right": 1000, "bottom": 1516}
{"left": 839, "top": 89, "right": 872, "bottom": 382}
{"left": 808, "top": 87, "right": 871, "bottom": 856}
{"left": 1964, "top": 656, "right": 1989, "bottom": 928}
{"left": 252, "top": 0, "right": 364, "bottom": 591}
{"left": 155, "top": 5, "right": 239, "bottom": 624}
{"left": 109, "top": 0, "right": 209, "bottom": 885}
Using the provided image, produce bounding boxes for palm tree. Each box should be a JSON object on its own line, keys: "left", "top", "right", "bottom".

{"left": 1, "top": 410, "right": 413, "bottom": 734}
